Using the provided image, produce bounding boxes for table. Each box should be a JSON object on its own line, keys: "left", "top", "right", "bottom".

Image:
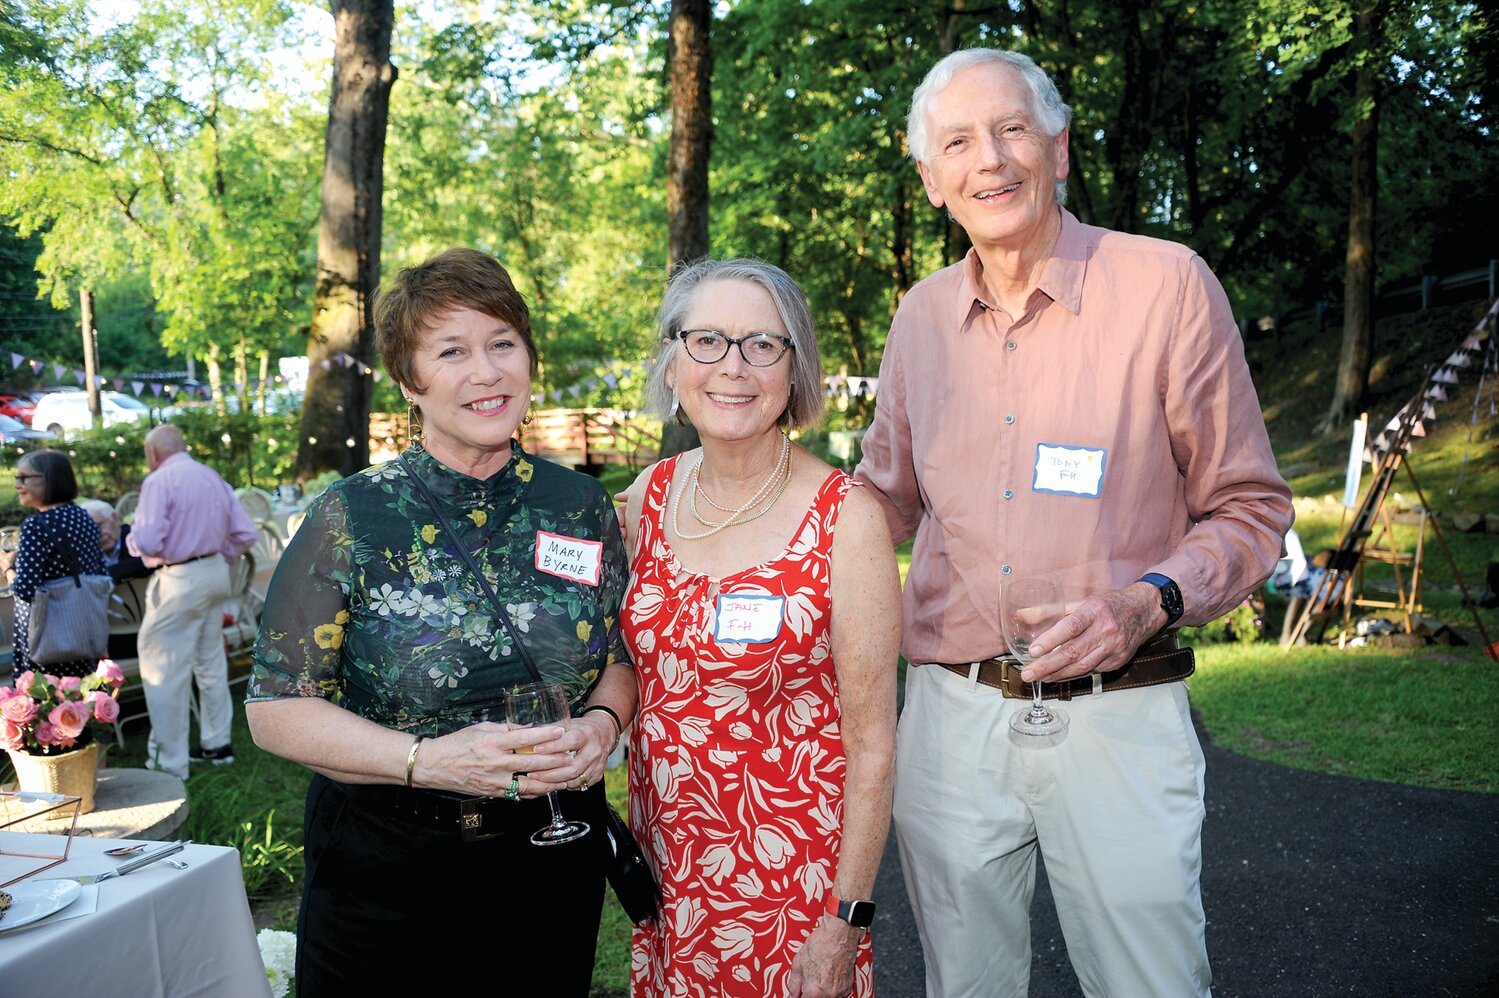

{"left": 0, "top": 833, "right": 270, "bottom": 996}
{"left": 0, "top": 770, "right": 188, "bottom": 841}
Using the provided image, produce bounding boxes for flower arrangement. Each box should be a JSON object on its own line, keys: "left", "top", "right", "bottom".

{"left": 0, "top": 660, "right": 126, "bottom": 756}
{"left": 256, "top": 928, "right": 296, "bottom": 998}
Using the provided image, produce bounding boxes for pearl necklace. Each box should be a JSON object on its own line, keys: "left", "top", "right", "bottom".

{"left": 671, "top": 435, "right": 792, "bottom": 541}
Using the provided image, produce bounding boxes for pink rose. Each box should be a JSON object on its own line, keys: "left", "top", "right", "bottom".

{"left": 48, "top": 700, "right": 89, "bottom": 739}
{"left": 89, "top": 692, "right": 120, "bottom": 725}
{"left": 0, "top": 685, "right": 17, "bottom": 703}
{"left": 15, "top": 670, "right": 37, "bottom": 692}
{"left": 1, "top": 694, "right": 37, "bottom": 725}
{"left": 34, "top": 721, "right": 57, "bottom": 746}
{"left": 1, "top": 718, "right": 24, "bottom": 752}
{"left": 59, "top": 675, "right": 82, "bottom": 692}
{"left": 96, "top": 660, "right": 126, "bottom": 688}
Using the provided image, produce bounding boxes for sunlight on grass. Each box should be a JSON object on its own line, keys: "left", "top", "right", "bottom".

{"left": 1191, "top": 644, "right": 1499, "bottom": 793}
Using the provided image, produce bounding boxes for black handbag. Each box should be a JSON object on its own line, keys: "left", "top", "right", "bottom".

{"left": 599, "top": 801, "right": 663, "bottom": 926}
{"left": 399, "top": 455, "right": 661, "bottom": 923}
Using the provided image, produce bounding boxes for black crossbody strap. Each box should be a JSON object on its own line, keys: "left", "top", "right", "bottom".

{"left": 398, "top": 454, "right": 544, "bottom": 686}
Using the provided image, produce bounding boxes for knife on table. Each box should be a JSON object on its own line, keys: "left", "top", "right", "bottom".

{"left": 41, "top": 841, "right": 189, "bottom": 886}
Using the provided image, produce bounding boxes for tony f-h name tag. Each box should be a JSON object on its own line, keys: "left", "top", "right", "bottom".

{"left": 534, "top": 530, "right": 603, "bottom": 585}
{"left": 715, "top": 593, "right": 785, "bottom": 643}
{"left": 1032, "top": 443, "right": 1106, "bottom": 497}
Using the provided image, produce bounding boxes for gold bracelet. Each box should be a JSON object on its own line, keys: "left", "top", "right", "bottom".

{"left": 404, "top": 734, "right": 425, "bottom": 788}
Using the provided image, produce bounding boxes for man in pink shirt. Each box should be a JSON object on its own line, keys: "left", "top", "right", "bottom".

{"left": 856, "top": 50, "right": 1293, "bottom": 996}
{"left": 128, "top": 424, "right": 258, "bottom": 779}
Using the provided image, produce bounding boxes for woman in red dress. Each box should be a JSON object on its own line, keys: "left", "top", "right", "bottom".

{"left": 622, "top": 259, "right": 901, "bottom": 997}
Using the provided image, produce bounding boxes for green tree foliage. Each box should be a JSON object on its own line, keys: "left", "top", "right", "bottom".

{"left": 381, "top": 0, "right": 666, "bottom": 404}
{"left": 4, "top": 0, "right": 1493, "bottom": 434}
{"left": 0, "top": 0, "right": 321, "bottom": 404}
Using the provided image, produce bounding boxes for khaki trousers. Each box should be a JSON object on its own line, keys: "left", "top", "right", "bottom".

{"left": 137, "top": 556, "right": 232, "bottom": 780}
{"left": 893, "top": 663, "right": 1211, "bottom": 998}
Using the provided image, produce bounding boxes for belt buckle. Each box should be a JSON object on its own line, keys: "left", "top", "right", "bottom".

{"left": 459, "top": 798, "right": 504, "bottom": 843}
{"left": 998, "top": 657, "right": 1021, "bottom": 698}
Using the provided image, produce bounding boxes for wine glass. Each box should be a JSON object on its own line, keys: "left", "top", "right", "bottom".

{"left": 504, "top": 681, "right": 590, "bottom": 846}
{"left": 0, "top": 526, "right": 19, "bottom": 597}
{"left": 1001, "top": 579, "right": 1070, "bottom": 736}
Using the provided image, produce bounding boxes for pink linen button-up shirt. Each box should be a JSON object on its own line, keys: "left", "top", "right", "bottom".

{"left": 856, "top": 209, "right": 1294, "bottom": 666}
{"left": 127, "top": 451, "right": 259, "bottom": 568}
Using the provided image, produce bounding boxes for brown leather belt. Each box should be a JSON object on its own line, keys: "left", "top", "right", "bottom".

{"left": 933, "top": 632, "right": 1195, "bottom": 701}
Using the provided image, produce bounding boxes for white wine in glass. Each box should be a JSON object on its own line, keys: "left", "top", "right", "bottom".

{"left": 1001, "top": 579, "right": 1070, "bottom": 736}
{"left": 504, "top": 682, "right": 590, "bottom": 846}
{"left": 0, "top": 526, "right": 19, "bottom": 598}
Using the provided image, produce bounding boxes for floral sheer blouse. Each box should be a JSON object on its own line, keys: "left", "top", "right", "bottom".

{"left": 246, "top": 442, "right": 630, "bottom": 735}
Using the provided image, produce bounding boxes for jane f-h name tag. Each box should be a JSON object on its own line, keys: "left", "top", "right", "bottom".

{"left": 714, "top": 593, "right": 785, "bottom": 644}
{"left": 534, "top": 530, "right": 603, "bottom": 585}
{"left": 1032, "top": 443, "right": 1106, "bottom": 498}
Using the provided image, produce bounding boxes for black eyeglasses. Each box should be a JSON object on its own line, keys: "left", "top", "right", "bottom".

{"left": 677, "top": 329, "right": 794, "bottom": 367}
{"left": 13, "top": 473, "right": 42, "bottom": 484}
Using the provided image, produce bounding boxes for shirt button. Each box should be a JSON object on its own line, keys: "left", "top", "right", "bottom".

{"left": 1004, "top": 414, "right": 1015, "bottom": 425}
{"left": 1007, "top": 341, "right": 1017, "bottom": 351}
{"left": 1001, "top": 564, "right": 1013, "bottom": 576}
{"left": 1003, "top": 489, "right": 1014, "bottom": 500}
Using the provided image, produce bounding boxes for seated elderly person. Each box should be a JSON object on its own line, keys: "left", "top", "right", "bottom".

{"left": 79, "top": 499, "right": 152, "bottom": 583}
{"left": 79, "top": 498, "right": 152, "bottom": 662}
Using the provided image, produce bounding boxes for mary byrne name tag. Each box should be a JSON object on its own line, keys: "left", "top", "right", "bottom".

{"left": 534, "top": 530, "right": 603, "bottom": 586}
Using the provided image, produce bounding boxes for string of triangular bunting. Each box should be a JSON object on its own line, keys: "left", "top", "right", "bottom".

{"left": 1365, "top": 298, "right": 1499, "bottom": 465}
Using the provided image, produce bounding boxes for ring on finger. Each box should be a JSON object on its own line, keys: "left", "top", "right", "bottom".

{"left": 505, "top": 774, "right": 521, "bottom": 802}
{"left": 578, "top": 776, "right": 590, "bottom": 791}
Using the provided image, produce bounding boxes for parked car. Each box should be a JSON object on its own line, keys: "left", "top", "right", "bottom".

{"left": 30, "top": 390, "right": 152, "bottom": 435}
{"left": 0, "top": 413, "right": 54, "bottom": 445}
{"left": 0, "top": 393, "right": 37, "bottom": 425}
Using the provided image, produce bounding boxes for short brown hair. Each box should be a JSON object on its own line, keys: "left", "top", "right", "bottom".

{"left": 19, "top": 449, "right": 80, "bottom": 505}
{"left": 376, "top": 249, "right": 538, "bottom": 393}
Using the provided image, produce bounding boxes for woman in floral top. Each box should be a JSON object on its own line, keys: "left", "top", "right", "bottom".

{"left": 246, "top": 249, "right": 637, "bottom": 997}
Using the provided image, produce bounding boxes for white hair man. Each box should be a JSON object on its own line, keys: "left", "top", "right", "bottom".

{"left": 855, "top": 48, "right": 1294, "bottom": 996}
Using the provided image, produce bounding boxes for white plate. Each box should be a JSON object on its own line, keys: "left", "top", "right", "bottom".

{"left": 0, "top": 879, "right": 82, "bottom": 932}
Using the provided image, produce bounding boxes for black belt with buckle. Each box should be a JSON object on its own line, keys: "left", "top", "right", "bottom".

{"left": 334, "top": 782, "right": 519, "bottom": 842}
{"left": 163, "top": 552, "right": 218, "bottom": 568}
{"left": 933, "top": 632, "right": 1195, "bottom": 701}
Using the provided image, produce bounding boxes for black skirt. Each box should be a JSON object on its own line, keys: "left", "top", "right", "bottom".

{"left": 296, "top": 773, "right": 609, "bottom": 996}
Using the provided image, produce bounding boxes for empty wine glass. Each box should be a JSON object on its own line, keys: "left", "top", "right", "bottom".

{"left": 504, "top": 682, "right": 590, "bottom": 846}
{"left": 1001, "top": 579, "right": 1070, "bottom": 735}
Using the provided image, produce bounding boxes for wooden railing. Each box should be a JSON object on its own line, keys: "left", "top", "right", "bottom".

{"left": 370, "top": 408, "right": 660, "bottom": 470}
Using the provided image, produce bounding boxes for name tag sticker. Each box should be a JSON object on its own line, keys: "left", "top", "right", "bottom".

{"left": 1032, "top": 443, "right": 1107, "bottom": 498}
{"left": 534, "top": 531, "right": 603, "bottom": 586}
{"left": 714, "top": 593, "right": 785, "bottom": 644}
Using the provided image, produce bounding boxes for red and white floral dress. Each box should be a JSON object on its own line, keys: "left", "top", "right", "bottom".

{"left": 624, "top": 456, "right": 874, "bottom": 997}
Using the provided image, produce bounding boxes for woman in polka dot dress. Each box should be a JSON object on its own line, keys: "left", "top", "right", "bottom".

{"left": 2, "top": 449, "right": 104, "bottom": 680}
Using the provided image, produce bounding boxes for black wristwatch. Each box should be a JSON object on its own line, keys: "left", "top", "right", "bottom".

{"left": 824, "top": 895, "right": 876, "bottom": 930}
{"left": 1137, "top": 573, "right": 1184, "bottom": 629}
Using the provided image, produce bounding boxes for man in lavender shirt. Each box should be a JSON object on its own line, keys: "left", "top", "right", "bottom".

{"left": 855, "top": 50, "right": 1294, "bottom": 996}
{"left": 128, "top": 424, "right": 258, "bottom": 779}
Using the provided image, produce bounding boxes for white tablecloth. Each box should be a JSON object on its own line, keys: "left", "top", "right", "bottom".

{"left": 0, "top": 833, "right": 270, "bottom": 997}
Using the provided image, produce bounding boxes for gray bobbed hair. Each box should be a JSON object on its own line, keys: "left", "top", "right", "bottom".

{"left": 907, "top": 48, "right": 1073, "bottom": 206}
{"left": 644, "top": 258, "right": 826, "bottom": 432}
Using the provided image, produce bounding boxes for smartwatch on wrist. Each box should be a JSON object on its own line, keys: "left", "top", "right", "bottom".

{"left": 824, "top": 895, "right": 876, "bottom": 930}
{"left": 1137, "top": 573, "right": 1184, "bottom": 629}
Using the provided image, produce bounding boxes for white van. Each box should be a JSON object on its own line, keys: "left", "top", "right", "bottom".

{"left": 31, "top": 391, "right": 152, "bottom": 435}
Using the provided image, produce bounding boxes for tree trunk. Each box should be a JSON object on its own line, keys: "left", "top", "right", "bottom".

{"left": 1324, "top": 2, "right": 1381, "bottom": 432}
{"left": 660, "top": 0, "right": 711, "bottom": 459}
{"left": 80, "top": 288, "right": 100, "bottom": 428}
{"left": 666, "top": 0, "right": 711, "bottom": 272}
{"left": 296, "top": 0, "right": 396, "bottom": 481}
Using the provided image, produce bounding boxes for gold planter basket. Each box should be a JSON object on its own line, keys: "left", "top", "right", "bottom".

{"left": 6, "top": 741, "right": 102, "bottom": 814}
